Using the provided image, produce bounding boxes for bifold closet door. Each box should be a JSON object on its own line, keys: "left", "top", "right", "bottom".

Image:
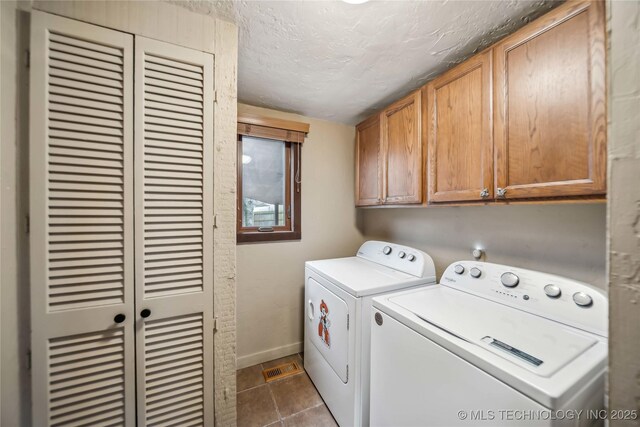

{"left": 30, "top": 11, "right": 135, "bottom": 426}
{"left": 134, "top": 36, "right": 215, "bottom": 426}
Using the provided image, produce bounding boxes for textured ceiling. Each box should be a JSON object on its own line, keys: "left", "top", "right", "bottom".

{"left": 173, "top": 0, "right": 558, "bottom": 124}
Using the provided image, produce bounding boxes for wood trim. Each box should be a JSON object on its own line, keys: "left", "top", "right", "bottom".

{"left": 238, "top": 112, "right": 310, "bottom": 134}
{"left": 493, "top": 0, "right": 606, "bottom": 199}
{"left": 237, "top": 137, "right": 302, "bottom": 243}
{"left": 237, "top": 142, "right": 292, "bottom": 233}
{"left": 427, "top": 50, "right": 493, "bottom": 203}
{"left": 357, "top": 195, "right": 606, "bottom": 209}
{"left": 237, "top": 123, "right": 305, "bottom": 143}
{"left": 421, "top": 85, "right": 429, "bottom": 206}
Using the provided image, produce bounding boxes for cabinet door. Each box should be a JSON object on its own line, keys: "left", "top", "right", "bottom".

{"left": 494, "top": 1, "right": 606, "bottom": 199}
{"left": 427, "top": 52, "right": 493, "bottom": 203}
{"left": 355, "top": 115, "right": 382, "bottom": 206}
{"left": 134, "top": 36, "right": 215, "bottom": 426}
{"left": 30, "top": 11, "right": 136, "bottom": 426}
{"left": 382, "top": 91, "right": 422, "bottom": 204}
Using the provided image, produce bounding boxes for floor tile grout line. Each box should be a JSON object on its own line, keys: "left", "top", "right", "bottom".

{"left": 280, "top": 401, "right": 326, "bottom": 421}
{"left": 267, "top": 380, "right": 283, "bottom": 423}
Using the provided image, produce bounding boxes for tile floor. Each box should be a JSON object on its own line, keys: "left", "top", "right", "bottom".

{"left": 236, "top": 353, "right": 338, "bottom": 427}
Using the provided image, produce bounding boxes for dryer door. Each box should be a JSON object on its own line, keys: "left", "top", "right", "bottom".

{"left": 306, "top": 277, "right": 349, "bottom": 383}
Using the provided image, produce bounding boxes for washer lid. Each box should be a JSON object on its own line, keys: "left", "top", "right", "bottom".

{"left": 389, "top": 286, "right": 598, "bottom": 378}
{"left": 306, "top": 257, "right": 435, "bottom": 297}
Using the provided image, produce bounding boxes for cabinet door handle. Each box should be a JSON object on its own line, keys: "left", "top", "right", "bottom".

{"left": 140, "top": 309, "right": 151, "bottom": 318}
{"left": 114, "top": 313, "right": 126, "bottom": 324}
{"left": 480, "top": 188, "right": 489, "bottom": 198}
{"left": 496, "top": 188, "right": 507, "bottom": 198}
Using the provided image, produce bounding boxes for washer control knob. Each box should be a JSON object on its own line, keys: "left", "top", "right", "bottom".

{"left": 407, "top": 254, "right": 416, "bottom": 262}
{"left": 500, "top": 272, "right": 519, "bottom": 288}
{"left": 544, "top": 284, "right": 562, "bottom": 298}
{"left": 383, "top": 246, "right": 392, "bottom": 255}
{"left": 454, "top": 264, "right": 465, "bottom": 275}
{"left": 573, "top": 292, "right": 593, "bottom": 307}
{"left": 470, "top": 267, "right": 482, "bottom": 278}
{"left": 398, "top": 251, "right": 406, "bottom": 259}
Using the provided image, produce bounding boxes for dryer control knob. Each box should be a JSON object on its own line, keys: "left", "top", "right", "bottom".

{"left": 398, "top": 251, "right": 406, "bottom": 259}
{"left": 544, "top": 284, "right": 562, "bottom": 298}
{"left": 470, "top": 267, "right": 482, "bottom": 278}
{"left": 407, "top": 254, "right": 416, "bottom": 262}
{"left": 454, "top": 264, "right": 465, "bottom": 275}
{"left": 501, "top": 272, "right": 519, "bottom": 288}
{"left": 383, "top": 246, "right": 392, "bottom": 255}
{"left": 573, "top": 292, "right": 593, "bottom": 307}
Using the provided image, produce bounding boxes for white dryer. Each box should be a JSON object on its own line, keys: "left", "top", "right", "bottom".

{"left": 304, "top": 241, "right": 436, "bottom": 427}
{"left": 370, "top": 261, "right": 608, "bottom": 427}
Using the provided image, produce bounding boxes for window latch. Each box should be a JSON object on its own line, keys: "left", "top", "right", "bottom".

{"left": 287, "top": 206, "right": 291, "bottom": 219}
{"left": 258, "top": 227, "right": 274, "bottom": 232}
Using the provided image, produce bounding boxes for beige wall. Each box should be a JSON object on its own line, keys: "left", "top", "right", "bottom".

{"left": 361, "top": 203, "right": 607, "bottom": 288}
{"left": 607, "top": 0, "right": 640, "bottom": 422}
{"left": 1, "top": 2, "right": 238, "bottom": 425}
{"left": 236, "top": 103, "right": 364, "bottom": 368}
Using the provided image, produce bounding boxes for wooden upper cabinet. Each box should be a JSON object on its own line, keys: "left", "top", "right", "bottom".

{"left": 427, "top": 51, "right": 493, "bottom": 203}
{"left": 381, "top": 91, "right": 422, "bottom": 204}
{"left": 493, "top": 0, "right": 606, "bottom": 199}
{"left": 355, "top": 114, "right": 382, "bottom": 206}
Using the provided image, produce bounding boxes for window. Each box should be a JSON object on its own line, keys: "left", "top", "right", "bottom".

{"left": 236, "top": 114, "right": 308, "bottom": 243}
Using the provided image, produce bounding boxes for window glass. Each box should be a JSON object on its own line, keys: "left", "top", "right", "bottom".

{"left": 241, "top": 136, "right": 286, "bottom": 227}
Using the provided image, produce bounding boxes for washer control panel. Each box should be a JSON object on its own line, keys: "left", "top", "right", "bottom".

{"left": 440, "top": 261, "right": 607, "bottom": 337}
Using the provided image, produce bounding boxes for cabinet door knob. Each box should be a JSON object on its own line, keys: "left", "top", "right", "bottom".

{"left": 480, "top": 188, "right": 489, "bottom": 198}
{"left": 114, "top": 313, "right": 126, "bottom": 324}
{"left": 496, "top": 187, "right": 507, "bottom": 198}
{"left": 140, "top": 309, "right": 151, "bottom": 318}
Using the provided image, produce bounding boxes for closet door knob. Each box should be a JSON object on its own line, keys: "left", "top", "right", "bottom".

{"left": 114, "top": 314, "right": 126, "bottom": 324}
{"left": 140, "top": 309, "right": 151, "bottom": 318}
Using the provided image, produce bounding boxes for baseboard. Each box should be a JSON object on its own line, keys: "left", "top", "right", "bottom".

{"left": 236, "top": 341, "right": 303, "bottom": 369}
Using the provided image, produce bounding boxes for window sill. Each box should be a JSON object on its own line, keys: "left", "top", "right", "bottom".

{"left": 237, "top": 230, "right": 301, "bottom": 244}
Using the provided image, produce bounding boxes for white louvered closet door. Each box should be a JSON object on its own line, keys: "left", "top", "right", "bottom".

{"left": 30, "top": 11, "right": 135, "bottom": 427}
{"left": 134, "top": 36, "right": 215, "bottom": 426}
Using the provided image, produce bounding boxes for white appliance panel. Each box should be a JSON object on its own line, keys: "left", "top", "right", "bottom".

{"left": 307, "top": 276, "right": 350, "bottom": 382}
{"left": 389, "top": 286, "right": 598, "bottom": 377}
{"left": 370, "top": 310, "right": 547, "bottom": 427}
{"left": 305, "top": 336, "right": 356, "bottom": 427}
{"left": 306, "top": 258, "right": 431, "bottom": 297}
{"left": 304, "top": 241, "right": 437, "bottom": 427}
{"left": 370, "top": 260, "right": 607, "bottom": 427}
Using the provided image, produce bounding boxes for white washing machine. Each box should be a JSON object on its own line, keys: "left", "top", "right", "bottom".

{"left": 370, "top": 261, "right": 608, "bottom": 427}
{"left": 304, "top": 241, "right": 436, "bottom": 427}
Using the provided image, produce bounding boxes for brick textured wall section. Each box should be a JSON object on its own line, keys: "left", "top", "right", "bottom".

{"left": 213, "top": 19, "right": 239, "bottom": 427}
{"left": 607, "top": 1, "right": 640, "bottom": 425}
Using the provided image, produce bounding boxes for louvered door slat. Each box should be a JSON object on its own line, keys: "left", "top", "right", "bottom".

{"left": 146, "top": 69, "right": 204, "bottom": 88}
{"left": 49, "top": 67, "right": 124, "bottom": 89}
{"left": 30, "top": 11, "right": 135, "bottom": 426}
{"left": 135, "top": 36, "right": 214, "bottom": 427}
{"left": 50, "top": 58, "right": 123, "bottom": 80}
{"left": 145, "top": 100, "right": 203, "bottom": 116}
{"left": 50, "top": 93, "right": 124, "bottom": 113}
